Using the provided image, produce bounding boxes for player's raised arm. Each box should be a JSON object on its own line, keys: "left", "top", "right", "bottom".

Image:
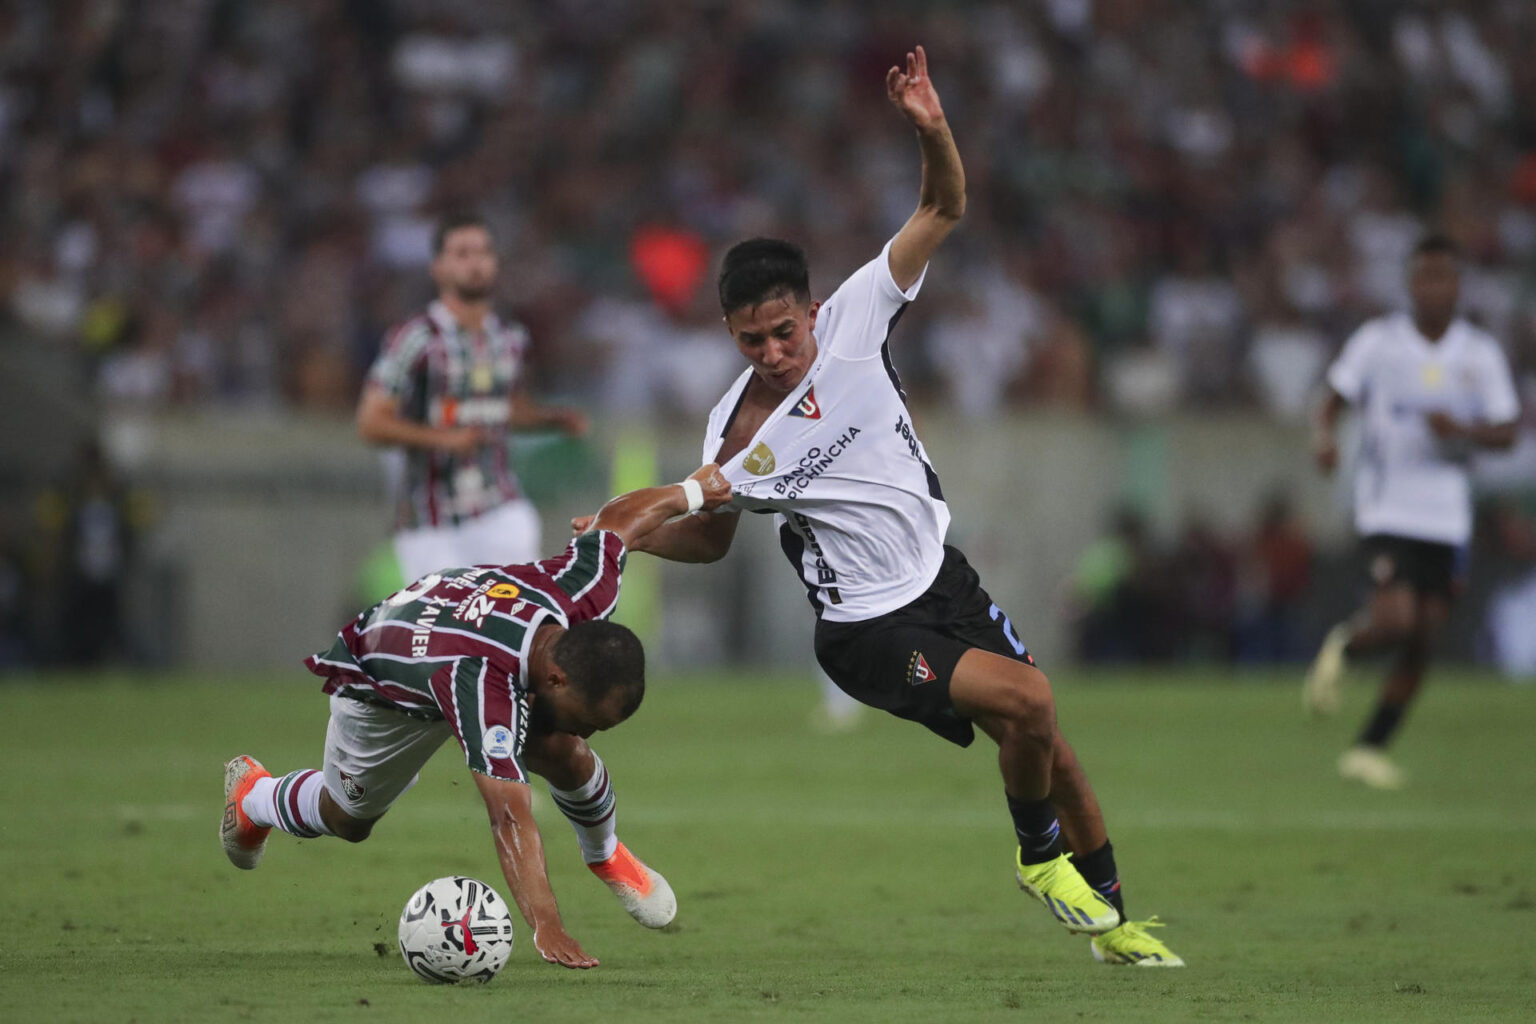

{"left": 586, "top": 463, "right": 732, "bottom": 549}
{"left": 887, "top": 45, "right": 965, "bottom": 291}
{"left": 472, "top": 772, "right": 599, "bottom": 969}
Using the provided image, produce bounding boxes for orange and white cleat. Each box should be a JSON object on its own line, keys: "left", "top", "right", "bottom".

{"left": 588, "top": 842, "right": 677, "bottom": 928}
{"left": 221, "top": 755, "right": 272, "bottom": 870}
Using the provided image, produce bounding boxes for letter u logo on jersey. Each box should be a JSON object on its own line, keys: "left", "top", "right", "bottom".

{"left": 744, "top": 442, "right": 776, "bottom": 475}
{"left": 789, "top": 386, "right": 822, "bottom": 420}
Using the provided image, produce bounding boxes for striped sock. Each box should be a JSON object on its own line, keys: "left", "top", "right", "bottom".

{"left": 243, "top": 770, "right": 332, "bottom": 839}
{"left": 548, "top": 753, "right": 617, "bottom": 864}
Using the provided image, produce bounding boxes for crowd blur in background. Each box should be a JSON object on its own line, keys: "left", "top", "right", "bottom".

{"left": 4, "top": 0, "right": 1536, "bottom": 669}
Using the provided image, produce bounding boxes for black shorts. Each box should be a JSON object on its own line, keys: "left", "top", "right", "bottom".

{"left": 813, "top": 545, "right": 1036, "bottom": 748}
{"left": 1361, "top": 534, "right": 1463, "bottom": 599}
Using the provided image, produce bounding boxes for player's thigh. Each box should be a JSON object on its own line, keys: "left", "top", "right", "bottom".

{"left": 465, "top": 499, "right": 542, "bottom": 566}
{"left": 813, "top": 616, "right": 977, "bottom": 746}
{"left": 393, "top": 524, "right": 461, "bottom": 582}
{"left": 949, "top": 648, "right": 1056, "bottom": 732}
{"left": 323, "top": 694, "right": 453, "bottom": 820}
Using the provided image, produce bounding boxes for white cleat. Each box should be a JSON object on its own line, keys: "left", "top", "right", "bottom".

{"left": 588, "top": 842, "right": 677, "bottom": 928}
{"left": 1338, "top": 746, "right": 1405, "bottom": 790}
{"left": 1303, "top": 624, "right": 1350, "bottom": 716}
{"left": 221, "top": 755, "right": 272, "bottom": 869}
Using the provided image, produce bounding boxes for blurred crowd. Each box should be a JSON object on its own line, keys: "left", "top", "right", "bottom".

{"left": 4, "top": 0, "right": 1536, "bottom": 420}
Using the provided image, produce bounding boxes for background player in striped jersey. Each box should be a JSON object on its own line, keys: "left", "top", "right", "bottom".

{"left": 577, "top": 46, "right": 1181, "bottom": 967}
{"left": 221, "top": 464, "right": 731, "bottom": 969}
{"left": 357, "top": 212, "right": 590, "bottom": 584}
{"left": 1305, "top": 235, "right": 1520, "bottom": 788}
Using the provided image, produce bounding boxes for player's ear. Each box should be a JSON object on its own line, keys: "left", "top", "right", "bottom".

{"left": 807, "top": 299, "right": 822, "bottom": 326}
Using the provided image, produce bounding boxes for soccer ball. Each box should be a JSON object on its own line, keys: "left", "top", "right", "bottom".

{"left": 397, "top": 876, "right": 515, "bottom": 984}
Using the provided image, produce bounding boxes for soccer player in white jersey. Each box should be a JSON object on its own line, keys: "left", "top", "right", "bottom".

{"left": 581, "top": 46, "right": 1182, "bottom": 967}
{"left": 357, "top": 212, "right": 590, "bottom": 583}
{"left": 1305, "top": 235, "right": 1520, "bottom": 788}
{"left": 221, "top": 465, "right": 733, "bottom": 969}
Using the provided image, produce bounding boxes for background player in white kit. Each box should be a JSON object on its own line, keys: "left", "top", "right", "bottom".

{"left": 580, "top": 46, "right": 1182, "bottom": 967}
{"left": 357, "top": 212, "right": 589, "bottom": 582}
{"left": 1305, "top": 235, "right": 1520, "bottom": 788}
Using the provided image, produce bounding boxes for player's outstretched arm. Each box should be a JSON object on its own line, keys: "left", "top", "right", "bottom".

{"left": 586, "top": 463, "right": 732, "bottom": 549}
{"left": 887, "top": 45, "right": 965, "bottom": 291}
{"left": 571, "top": 507, "right": 739, "bottom": 563}
{"left": 472, "top": 772, "right": 598, "bottom": 969}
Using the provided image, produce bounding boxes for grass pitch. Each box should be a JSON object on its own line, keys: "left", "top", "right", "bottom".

{"left": 2, "top": 667, "right": 1534, "bottom": 1023}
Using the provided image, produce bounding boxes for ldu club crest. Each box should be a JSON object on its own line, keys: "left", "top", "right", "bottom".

{"left": 743, "top": 442, "right": 776, "bottom": 475}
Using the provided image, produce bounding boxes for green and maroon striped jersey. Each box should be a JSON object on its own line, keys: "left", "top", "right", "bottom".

{"left": 304, "top": 530, "right": 626, "bottom": 782}
{"left": 367, "top": 301, "right": 531, "bottom": 529}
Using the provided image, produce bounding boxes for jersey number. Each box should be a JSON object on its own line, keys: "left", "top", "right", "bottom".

{"left": 988, "top": 603, "right": 1027, "bottom": 656}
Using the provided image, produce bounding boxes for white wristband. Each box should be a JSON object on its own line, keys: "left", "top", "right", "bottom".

{"left": 679, "top": 477, "right": 705, "bottom": 513}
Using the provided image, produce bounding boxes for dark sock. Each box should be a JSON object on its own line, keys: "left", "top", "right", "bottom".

{"left": 1074, "top": 840, "right": 1125, "bottom": 917}
{"left": 1359, "top": 701, "right": 1407, "bottom": 747}
{"left": 1007, "top": 794, "right": 1063, "bottom": 864}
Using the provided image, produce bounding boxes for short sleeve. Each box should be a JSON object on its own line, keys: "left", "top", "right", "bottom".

{"left": 819, "top": 237, "right": 928, "bottom": 361}
{"left": 432, "top": 657, "right": 529, "bottom": 783}
{"left": 1326, "top": 322, "right": 1377, "bottom": 403}
{"left": 533, "top": 530, "right": 627, "bottom": 620}
{"left": 367, "top": 320, "right": 432, "bottom": 397}
{"left": 1478, "top": 341, "right": 1521, "bottom": 423}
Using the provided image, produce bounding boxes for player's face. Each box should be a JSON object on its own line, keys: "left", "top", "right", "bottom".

{"left": 529, "top": 685, "right": 629, "bottom": 739}
{"left": 1409, "top": 251, "right": 1460, "bottom": 326}
{"left": 432, "top": 226, "right": 499, "bottom": 303}
{"left": 725, "top": 293, "right": 821, "bottom": 394}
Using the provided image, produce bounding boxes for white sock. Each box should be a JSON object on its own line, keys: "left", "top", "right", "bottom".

{"left": 243, "top": 770, "right": 333, "bottom": 838}
{"left": 548, "top": 753, "right": 617, "bottom": 864}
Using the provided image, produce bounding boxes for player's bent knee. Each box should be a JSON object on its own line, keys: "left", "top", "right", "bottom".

{"left": 319, "top": 788, "right": 379, "bottom": 842}
{"left": 951, "top": 650, "right": 1056, "bottom": 739}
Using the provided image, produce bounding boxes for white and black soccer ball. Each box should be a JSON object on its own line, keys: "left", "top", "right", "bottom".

{"left": 397, "top": 876, "right": 515, "bottom": 984}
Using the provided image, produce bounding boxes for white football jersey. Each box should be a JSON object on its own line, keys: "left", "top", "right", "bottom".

{"left": 1327, "top": 313, "right": 1520, "bottom": 545}
{"left": 703, "top": 238, "right": 949, "bottom": 622}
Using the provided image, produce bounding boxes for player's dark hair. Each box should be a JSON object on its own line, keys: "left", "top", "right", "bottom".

{"left": 718, "top": 238, "right": 811, "bottom": 314}
{"left": 1413, "top": 233, "right": 1460, "bottom": 260}
{"left": 433, "top": 211, "right": 491, "bottom": 255}
{"left": 552, "top": 620, "right": 645, "bottom": 720}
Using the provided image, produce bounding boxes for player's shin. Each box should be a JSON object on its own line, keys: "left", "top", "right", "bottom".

{"left": 244, "top": 769, "right": 335, "bottom": 839}
{"left": 547, "top": 752, "right": 617, "bottom": 863}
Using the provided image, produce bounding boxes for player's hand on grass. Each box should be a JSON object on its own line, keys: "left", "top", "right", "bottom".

{"left": 886, "top": 45, "right": 946, "bottom": 132}
{"left": 533, "top": 925, "right": 598, "bottom": 969}
{"left": 688, "top": 462, "right": 733, "bottom": 511}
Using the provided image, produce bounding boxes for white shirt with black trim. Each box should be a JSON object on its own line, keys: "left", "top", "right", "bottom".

{"left": 1327, "top": 313, "right": 1520, "bottom": 546}
{"left": 703, "top": 238, "right": 950, "bottom": 622}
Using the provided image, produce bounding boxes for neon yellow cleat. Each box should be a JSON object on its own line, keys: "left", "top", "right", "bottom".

{"left": 1303, "top": 623, "right": 1350, "bottom": 715}
{"left": 1091, "top": 917, "right": 1185, "bottom": 966}
{"left": 1015, "top": 850, "right": 1121, "bottom": 935}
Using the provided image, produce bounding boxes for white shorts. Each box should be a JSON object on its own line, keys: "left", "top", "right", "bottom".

{"left": 393, "top": 498, "right": 543, "bottom": 583}
{"left": 323, "top": 693, "right": 454, "bottom": 819}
